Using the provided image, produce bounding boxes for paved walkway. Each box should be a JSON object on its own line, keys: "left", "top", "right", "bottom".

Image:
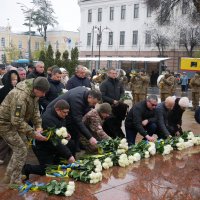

{"left": 0, "top": 109, "right": 199, "bottom": 200}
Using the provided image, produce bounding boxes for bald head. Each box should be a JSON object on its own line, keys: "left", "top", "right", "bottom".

{"left": 165, "top": 96, "right": 175, "bottom": 110}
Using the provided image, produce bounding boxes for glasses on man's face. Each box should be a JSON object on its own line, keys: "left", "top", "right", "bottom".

{"left": 149, "top": 101, "right": 157, "bottom": 107}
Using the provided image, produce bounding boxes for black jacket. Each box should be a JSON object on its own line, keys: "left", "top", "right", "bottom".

{"left": 27, "top": 69, "right": 46, "bottom": 79}
{"left": 0, "top": 70, "right": 20, "bottom": 104}
{"left": 35, "top": 107, "right": 72, "bottom": 159}
{"left": 40, "top": 79, "right": 64, "bottom": 110}
{"left": 168, "top": 98, "right": 184, "bottom": 126}
{"left": 46, "top": 86, "right": 93, "bottom": 140}
{"left": 155, "top": 102, "right": 171, "bottom": 137}
{"left": 125, "top": 100, "right": 156, "bottom": 137}
{"left": 66, "top": 75, "right": 91, "bottom": 90}
{"left": 100, "top": 77, "right": 124, "bottom": 104}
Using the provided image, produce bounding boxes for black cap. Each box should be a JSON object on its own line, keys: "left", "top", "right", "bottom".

{"left": 0, "top": 64, "right": 6, "bottom": 69}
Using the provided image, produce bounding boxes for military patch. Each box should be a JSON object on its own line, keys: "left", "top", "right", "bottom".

{"left": 15, "top": 105, "right": 22, "bottom": 117}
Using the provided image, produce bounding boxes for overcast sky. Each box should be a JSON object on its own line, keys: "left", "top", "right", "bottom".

{"left": 0, "top": 0, "right": 80, "bottom": 32}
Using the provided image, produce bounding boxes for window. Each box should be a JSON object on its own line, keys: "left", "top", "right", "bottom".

{"left": 182, "top": 0, "right": 189, "bottom": 14}
{"left": 180, "top": 31, "right": 186, "bottom": 45}
{"left": 107, "top": 59, "right": 112, "bottom": 68}
{"left": 110, "top": 7, "right": 114, "bottom": 20}
{"left": 18, "top": 40, "right": 22, "bottom": 49}
{"left": 132, "top": 31, "right": 138, "bottom": 45}
{"left": 121, "top": 5, "right": 126, "bottom": 20}
{"left": 35, "top": 42, "right": 40, "bottom": 50}
{"left": 108, "top": 32, "right": 113, "bottom": 45}
{"left": 120, "top": 31, "right": 125, "bottom": 45}
{"left": 98, "top": 8, "right": 102, "bottom": 22}
{"left": 134, "top": 4, "right": 139, "bottom": 18}
{"left": 1, "top": 37, "right": 5, "bottom": 47}
{"left": 87, "top": 33, "right": 91, "bottom": 46}
{"left": 147, "top": 5, "right": 152, "bottom": 17}
{"left": 88, "top": 9, "right": 92, "bottom": 22}
{"left": 145, "top": 32, "right": 151, "bottom": 45}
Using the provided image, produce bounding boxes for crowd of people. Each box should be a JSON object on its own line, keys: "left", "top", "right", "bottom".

{"left": 0, "top": 62, "right": 199, "bottom": 185}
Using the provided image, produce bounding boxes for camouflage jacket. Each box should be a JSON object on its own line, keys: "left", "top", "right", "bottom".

{"left": 189, "top": 75, "right": 200, "bottom": 92}
{"left": 130, "top": 74, "right": 150, "bottom": 94}
{"left": 0, "top": 79, "right": 42, "bottom": 137}
{"left": 159, "top": 74, "right": 174, "bottom": 94}
{"left": 83, "top": 109, "right": 110, "bottom": 140}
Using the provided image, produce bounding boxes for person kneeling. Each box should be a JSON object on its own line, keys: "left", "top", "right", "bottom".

{"left": 80, "top": 103, "right": 112, "bottom": 153}
{"left": 22, "top": 100, "right": 75, "bottom": 180}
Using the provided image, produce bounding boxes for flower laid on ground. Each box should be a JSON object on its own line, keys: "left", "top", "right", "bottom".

{"left": 40, "top": 127, "right": 69, "bottom": 146}
{"left": 43, "top": 131, "right": 200, "bottom": 185}
{"left": 11, "top": 180, "right": 75, "bottom": 197}
{"left": 120, "top": 92, "right": 132, "bottom": 101}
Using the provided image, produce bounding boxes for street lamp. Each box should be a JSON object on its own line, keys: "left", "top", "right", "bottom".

{"left": 17, "top": 2, "right": 36, "bottom": 61}
{"left": 94, "top": 26, "right": 110, "bottom": 69}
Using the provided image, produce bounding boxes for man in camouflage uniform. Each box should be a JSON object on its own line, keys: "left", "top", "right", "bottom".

{"left": 0, "top": 77, "right": 49, "bottom": 185}
{"left": 130, "top": 69, "right": 150, "bottom": 105}
{"left": 159, "top": 70, "right": 175, "bottom": 102}
{"left": 80, "top": 103, "right": 111, "bottom": 152}
{"left": 189, "top": 72, "right": 200, "bottom": 111}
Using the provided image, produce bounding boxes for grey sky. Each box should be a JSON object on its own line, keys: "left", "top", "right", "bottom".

{"left": 0, "top": 0, "right": 80, "bottom": 32}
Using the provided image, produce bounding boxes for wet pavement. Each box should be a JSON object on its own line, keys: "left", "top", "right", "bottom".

{"left": 0, "top": 109, "right": 200, "bottom": 200}
{"left": 0, "top": 85, "right": 200, "bottom": 200}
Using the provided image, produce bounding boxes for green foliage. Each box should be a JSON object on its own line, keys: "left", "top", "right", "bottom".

{"left": 55, "top": 50, "right": 62, "bottom": 67}
{"left": 45, "top": 44, "right": 54, "bottom": 68}
{"left": 68, "top": 47, "right": 79, "bottom": 76}
{"left": 39, "top": 50, "right": 46, "bottom": 63}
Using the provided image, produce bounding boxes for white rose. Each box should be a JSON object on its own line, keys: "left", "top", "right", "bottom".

{"left": 65, "top": 191, "right": 73, "bottom": 196}
{"left": 62, "top": 131, "right": 68, "bottom": 138}
{"left": 108, "top": 162, "right": 113, "bottom": 167}
{"left": 56, "top": 129, "right": 62, "bottom": 137}
{"left": 104, "top": 157, "right": 112, "bottom": 163}
{"left": 68, "top": 181, "right": 75, "bottom": 187}
{"left": 67, "top": 185, "right": 75, "bottom": 192}
{"left": 94, "top": 159, "right": 101, "bottom": 166}
{"left": 144, "top": 151, "right": 150, "bottom": 158}
{"left": 61, "top": 139, "right": 68, "bottom": 145}
{"left": 178, "top": 138, "right": 184, "bottom": 143}
{"left": 120, "top": 138, "right": 127, "bottom": 144}
{"left": 102, "top": 162, "right": 109, "bottom": 169}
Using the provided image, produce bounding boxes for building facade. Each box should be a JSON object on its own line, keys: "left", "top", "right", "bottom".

{"left": 78, "top": 0, "right": 197, "bottom": 73}
{"left": 0, "top": 25, "right": 79, "bottom": 64}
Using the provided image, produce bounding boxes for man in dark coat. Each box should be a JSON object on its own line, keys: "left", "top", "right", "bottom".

{"left": 168, "top": 97, "right": 189, "bottom": 135}
{"left": 22, "top": 99, "right": 75, "bottom": 180}
{"left": 155, "top": 96, "right": 175, "bottom": 139}
{"left": 46, "top": 86, "right": 102, "bottom": 150}
{"left": 125, "top": 95, "right": 158, "bottom": 145}
{"left": 40, "top": 68, "right": 64, "bottom": 111}
{"left": 100, "top": 68, "right": 124, "bottom": 105}
{"left": 27, "top": 61, "right": 46, "bottom": 79}
{"left": 66, "top": 65, "right": 91, "bottom": 90}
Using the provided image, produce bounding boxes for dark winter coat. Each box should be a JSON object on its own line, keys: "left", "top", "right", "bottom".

{"left": 39, "top": 78, "right": 64, "bottom": 110}
{"left": 66, "top": 75, "right": 91, "bottom": 90}
{"left": 0, "top": 70, "right": 20, "bottom": 104}
{"left": 195, "top": 106, "right": 200, "bottom": 124}
{"left": 125, "top": 100, "right": 156, "bottom": 137}
{"left": 46, "top": 86, "right": 93, "bottom": 140}
{"left": 100, "top": 77, "right": 124, "bottom": 104}
{"left": 27, "top": 69, "right": 46, "bottom": 79}
{"left": 155, "top": 102, "right": 171, "bottom": 138}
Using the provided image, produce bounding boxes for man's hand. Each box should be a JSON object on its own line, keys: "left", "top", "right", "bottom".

{"left": 142, "top": 119, "right": 148, "bottom": 126}
{"left": 113, "top": 100, "right": 118, "bottom": 105}
{"left": 89, "top": 137, "right": 97, "bottom": 146}
{"left": 34, "top": 131, "right": 47, "bottom": 141}
{"left": 66, "top": 133, "right": 71, "bottom": 140}
{"left": 68, "top": 156, "right": 75, "bottom": 164}
{"left": 145, "top": 135, "right": 156, "bottom": 142}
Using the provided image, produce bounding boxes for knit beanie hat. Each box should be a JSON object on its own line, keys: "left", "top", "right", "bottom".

{"left": 178, "top": 97, "right": 189, "bottom": 108}
{"left": 33, "top": 77, "right": 50, "bottom": 92}
{"left": 98, "top": 103, "right": 112, "bottom": 114}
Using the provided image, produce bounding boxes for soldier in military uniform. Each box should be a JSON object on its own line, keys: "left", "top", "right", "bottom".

{"left": 159, "top": 70, "right": 175, "bottom": 102}
{"left": 189, "top": 72, "right": 200, "bottom": 111}
{"left": 130, "top": 69, "right": 150, "bottom": 105}
{"left": 80, "top": 103, "right": 111, "bottom": 152}
{"left": 0, "top": 77, "right": 50, "bottom": 185}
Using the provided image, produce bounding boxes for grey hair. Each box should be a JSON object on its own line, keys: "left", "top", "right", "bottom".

{"left": 35, "top": 61, "right": 44, "bottom": 67}
{"left": 17, "top": 67, "right": 26, "bottom": 72}
{"left": 147, "top": 95, "right": 158, "bottom": 102}
{"left": 75, "top": 65, "right": 86, "bottom": 72}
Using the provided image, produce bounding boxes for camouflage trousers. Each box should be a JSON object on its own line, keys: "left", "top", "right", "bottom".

{"left": 191, "top": 92, "right": 200, "bottom": 110}
{"left": 160, "top": 93, "right": 171, "bottom": 102}
{"left": 132, "top": 94, "right": 146, "bottom": 105}
{"left": 0, "top": 127, "right": 28, "bottom": 184}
